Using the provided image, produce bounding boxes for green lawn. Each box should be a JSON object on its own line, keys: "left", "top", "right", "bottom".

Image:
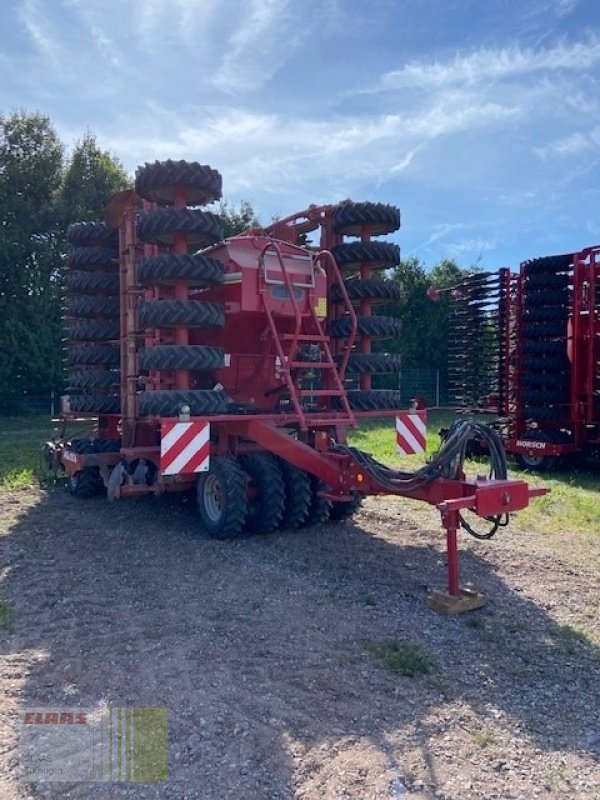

{"left": 1, "top": 411, "right": 598, "bottom": 535}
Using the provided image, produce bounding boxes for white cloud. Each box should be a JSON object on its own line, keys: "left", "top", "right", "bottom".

{"left": 534, "top": 130, "right": 600, "bottom": 160}
{"left": 377, "top": 35, "right": 600, "bottom": 91}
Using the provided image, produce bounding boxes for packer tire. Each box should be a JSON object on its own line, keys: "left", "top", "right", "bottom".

{"left": 138, "top": 390, "right": 227, "bottom": 417}
{"left": 66, "top": 271, "right": 120, "bottom": 292}
{"left": 331, "top": 278, "right": 401, "bottom": 304}
{"left": 332, "top": 202, "right": 401, "bottom": 236}
{"left": 135, "top": 160, "right": 222, "bottom": 206}
{"left": 524, "top": 272, "right": 570, "bottom": 290}
{"left": 328, "top": 315, "right": 401, "bottom": 339}
{"left": 67, "top": 221, "right": 118, "bottom": 247}
{"left": 138, "top": 345, "right": 225, "bottom": 372}
{"left": 344, "top": 390, "right": 404, "bottom": 411}
{"left": 67, "top": 467, "right": 104, "bottom": 498}
{"left": 279, "top": 461, "right": 311, "bottom": 529}
{"left": 303, "top": 477, "right": 332, "bottom": 526}
{"left": 68, "top": 320, "right": 120, "bottom": 341}
{"left": 520, "top": 320, "right": 566, "bottom": 338}
{"left": 67, "top": 247, "right": 117, "bottom": 270}
{"left": 331, "top": 242, "right": 401, "bottom": 270}
{"left": 137, "top": 254, "right": 224, "bottom": 287}
{"left": 341, "top": 353, "right": 403, "bottom": 374}
{"left": 522, "top": 254, "right": 573, "bottom": 275}
{"left": 138, "top": 299, "right": 225, "bottom": 329}
{"left": 68, "top": 370, "right": 120, "bottom": 389}
{"left": 241, "top": 453, "right": 285, "bottom": 534}
{"left": 66, "top": 296, "right": 119, "bottom": 318}
{"left": 137, "top": 208, "right": 223, "bottom": 246}
{"left": 69, "top": 395, "right": 120, "bottom": 414}
{"left": 68, "top": 345, "right": 120, "bottom": 367}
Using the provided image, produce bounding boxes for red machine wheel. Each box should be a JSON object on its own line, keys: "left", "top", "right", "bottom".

{"left": 241, "top": 454, "right": 285, "bottom": 534}
{"left": 66, "top": 296, "right": 120, "bottom": 318}
{"left": 68, "top": 320, "right": 120, "bottom": 341}
{"left": 197, "top": 456, "right": 248, "bottom": 539}
{"left": 341, "top": 354, "right": 402, "bottom": 374}
{"left": 67, "top": 247, "right": 118, "bottom": 270}
{"left": 330, "top": 277, "right": 401, "bottom": 304}
{"left": 67, "top": 221, "right": 118, "bottom": 247}
{"left": 135, "top": 160, "right": 222, "bottom": 206}
{"left": 138, "top": 390, "right": 227, "bottom": 417}
{"left": 138, "top": 345, "right": 225, "bottom": 372}
{"left": 66, "top": 271, "right": 120, "bottom": 292}
{"left": 68, "top": 345, "right": 120, "bottom": 366}
{"left": 138, "top": 299, "right": 225, "bottom": 329}
{"left": 344, "top": 390, "right": 403, "bottom": 410}
{"left": 68, "top": 371, "right": 120, "bottom": 389}
{"left": 279, "top": 460, "right": 311, "bottom": 529}
{"left": 69, "top": 395, "right": 120, "bottom": 414}
{"left": 331, "top": 241, "right": 400, "bottom": 270}
{"left": 328, "top": 315, "right": 401, "bottom": 339}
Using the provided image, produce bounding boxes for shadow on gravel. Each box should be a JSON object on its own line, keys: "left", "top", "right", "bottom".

{"left": 1, "top": 487, "right": 599, "bottom": 799}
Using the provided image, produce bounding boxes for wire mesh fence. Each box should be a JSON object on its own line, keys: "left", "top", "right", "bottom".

{"left": 397, "top": 368, "right": 448, "bottom": 407}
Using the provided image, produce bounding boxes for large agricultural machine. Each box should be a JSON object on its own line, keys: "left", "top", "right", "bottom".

{"left": 439, "top": 247, "right": 600, "bottom": 470}
{"left": 45, "top": 159, "right": 543, "bottom": 612}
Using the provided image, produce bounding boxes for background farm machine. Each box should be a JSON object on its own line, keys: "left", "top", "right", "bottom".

{"left": 45, "top": 159, "right": 543, "bottom": 612}
{"left": 437, "top": 247, "right": 600, "bottom": 471}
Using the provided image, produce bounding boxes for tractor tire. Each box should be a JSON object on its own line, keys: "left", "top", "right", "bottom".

{"left": 342, "top": 353, "right": 403, "bottom": 374}
{"left": 66, "top": 438, "right": 95, "bottom": 454}
{"left": 330, "top": 278, "right": 401, "bottom": 304}
{"left": 138, "top": 299, "right": 225, "bottom": 329}
{"left": 344, "top": 390, "right": 404, "bottom": 410}
{"left": 136, "top": 208, "right": 223, "bottom": 246}
{"left": 138, "top": 389, "right": 227, "bottom": 417}
{"left": 135, "top": 160, "right": 222, "bottom": 206}
{"left": 329, "top": 492, "right": 363, "bottom": 522}
{"left": 69, "top": 395, "right": 120, "bottom": 414}
{"left": 67, "top": 221, "right": 118, "bottom": 247}
{"left": 137, "top": 254, "right": 224, "bottom": 287}
{"left": 303, "top": 477, "right": 332, "bottom": 525}
{"left": 66, "top": 270, "right": 120, "bottom": 293}
{"left": 68, "top": 345, "right": 120, "bottom": 366}
{"left": 522, "top": 254, "right": 573, "bottom": 275}
{"left": 279, "top": 460, "right": 311, "bottom": 529}
{"left": 68, "top": 320, "right": 120, "bottom": 341}
{"left": 68, "top": 370, "right": 120, "bottom": 389}
{"left": 67, "top": 467, "right": 104, "bottom": 498}
{"left": 331, "top": 242, "right": 401, "bottom": 270}
{"left": 67, "top": 247, "right": 117, "bottom": 270}
{"left": 523, "top": 272, "right": 570, "bottom": 290}
{"left": 138, "top": 345, "right": 225, "bottom": 372}
{"left": 92, "top": 439, "right": 121, "bottom": 453}
{"left": 520, "top": 320, "right": 567, "bottom": 339}
{"left": 66, "top": 296, "right": 120, "bottom": 318}
{"left": 241, "top": 453, "right": 285, "bottom": 534}
{"left": 197, "top": 456, "right": 248, "bottom": 539}
{"left": 332, "top": 202, "right": 400, "bottom": 236}
{"left": 328, "top": 315, "right": 401, "bottom": 339}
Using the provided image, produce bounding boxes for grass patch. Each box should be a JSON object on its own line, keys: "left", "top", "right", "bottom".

{"left": 0, "top": 415, "right": 56, "bottom": 489}
{"left": 471, "top": 730, "right": 497, "bottom": 748}
{"left": 554, "top": 623, "right": 588, "bottom": 643}
{"left": 348, "top": 409, "right": 600, "bottom": 536}
{"left": 0, "top": 588, "right": 15, "bottom": 632}
{"left": 367, "top": 640, "right": 434, "bottom": 677}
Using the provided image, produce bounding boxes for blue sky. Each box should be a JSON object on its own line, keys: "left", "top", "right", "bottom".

{"left": 1, "top": 0, "right": 599, "bottom": 269}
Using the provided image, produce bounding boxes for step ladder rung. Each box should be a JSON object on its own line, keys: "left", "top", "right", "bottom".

{"left": 280, "top": 334, "right": 330, "bottom": 342}
{"left": 297, "top": 389, "right": 343, "bottom": 397}
{"left": 289, "top": 361, "right": 335, "bottom": 369}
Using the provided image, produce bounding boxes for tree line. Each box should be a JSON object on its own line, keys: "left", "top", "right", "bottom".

{"left": 0, "top": 110, "right": 470, "bottom": 413}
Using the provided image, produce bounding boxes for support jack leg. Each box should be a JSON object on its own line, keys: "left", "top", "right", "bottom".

{"left": 427, "top": 509, "right": 486, "bottom": 614}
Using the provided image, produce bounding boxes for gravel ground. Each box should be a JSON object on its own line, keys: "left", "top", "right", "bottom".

{"left": 1, "top": 484, "right": 599, "bottom": 799}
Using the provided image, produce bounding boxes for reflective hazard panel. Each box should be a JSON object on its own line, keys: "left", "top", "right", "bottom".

{"left": 160, "top": 421, "right": 210, "bottom": 475}
{"left": 396, "top": 412, "right": 427, "bottom": 455}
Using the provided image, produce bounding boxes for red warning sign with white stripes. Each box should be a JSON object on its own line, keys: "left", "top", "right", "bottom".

{"left": 160, "top": 421, "right": 210, "bottom": 476}
{"left": 396, "top": 411, "right": 427, "bottom": 455}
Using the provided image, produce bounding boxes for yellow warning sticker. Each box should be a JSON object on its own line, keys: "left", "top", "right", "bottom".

{"left": 315, "top": 298, "right": 327, "bottom": 319}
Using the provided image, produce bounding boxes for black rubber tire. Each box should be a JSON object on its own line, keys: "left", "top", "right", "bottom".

{"left": 520, "top": 320, "right": 566, "bottom": 338}
{"left": 303, "top": 477, "right": 332, "bottom": 525}
{"left": 523, "top": 407, "right": 565, "bottom": 420}
{"left": 520, "top": 371, "right": 569, "bottom": 386}
{"left": 138, "top": 345, "right": 225, "bottom": 372}
{"left": 197, "top": 456, "right": 248, "bottom": 539}
{"left": 66, "top": 296, "right": 119, "bottom": 318}
{"left": 329, "top": 492, "right": 363, "bottom": 521}
{"left": 328, "top": 315, "right": 401, "bottom": 339}
{"left": 137, "top": 254, "right": 224, "bottom": 287}
{"left": 521, "top": 388, "right": 569, "bottom": 403}
{"left": 93, "top": 439, "right": 121, "bottom": 453}
{"left": 69, "top": 395, "right": 120, "bottom": 414}
{"left": 67, "top": 467, "right": 104, "bottom": 498}
{"left": 66, "top": 270, "right": 120, "bottom": 293}
{"left": 332, "top": 202, "right": 400, "bottom": 236}
{"left": 521, "top": 288, "right": 569, "bottom": 306}
{"left": 345, "top": 390, "right": 404, "bottom": 410}
{"left": 523, "top": 306, "right": 568, "bottom": 322}
{"left": 138, "top": 299, "right": 225, "bottom": 329}
{"left": 341, "top": 353, "right": 403, "bottom": 374}
{"left": 135, "top": 160, "right": 222, "bottom": 206}
{"left": 522, "top": 254, "right": 573, "bottom": 274}
{"left": 136, "top": 208, "right": 223, "bottom": 246}
{"left": 67, "top": 221, "right": 118, "bottom": 247}
{"left": 68, "top": 370, "right": 120, "bottom": 389}
{"left": 331, "top": 278, "right": 401, "bottom": 304}
{"left": 520, "top": 355, "right": 569, "bottom": 371}
{"left": 68, "top": 320, "right": 120, "bottom": 341}
{"left": 68, "top": 345, "right": 120, "bottom": 366}
{"left": 523, "top": 272, "right": 570, "bottom": 290}
{"left": 279, "top": 460, "right": 311, "bottom": 529}
{"left": 241, "top": 453, "right": 285, "bottom": 534}
{"left": 521, "top": 339, "right": 567, "bottom": 356}
{"left": 67, "top": 247, "right": 117, "bottom": 270}
{"left": 331, "top": 242, "right": 401, "bottom": 270}
{"left": 138, "top": 390, "right": 227, "bottom": 417}
{"left": 66, "top": 439, "right": 95, "bottom": 454}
